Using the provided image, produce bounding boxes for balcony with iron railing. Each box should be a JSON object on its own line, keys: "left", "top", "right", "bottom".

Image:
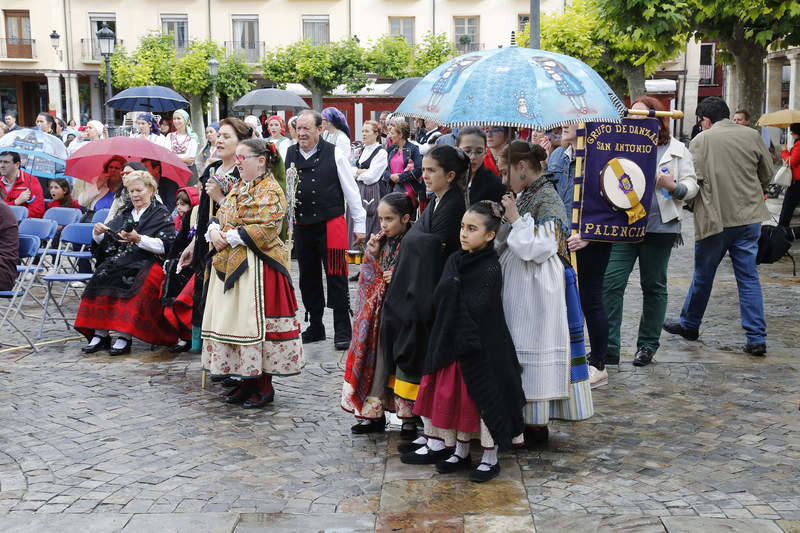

{"left": 455, "top": 41, "right": 484, "bottom": 54}
{"left": 699, "top": 64, "right": 715, "bottom": 85}
{"left": 225, "top": 41, "right": 265, "bottom": 63}
{"left": 80, "top": 38, "right": 124, "bottom": 62}
{"left": 0, "top": 38, "right": 37, "bottom": 60}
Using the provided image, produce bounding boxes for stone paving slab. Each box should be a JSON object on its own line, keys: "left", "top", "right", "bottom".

{"left": 375, "top": 512, "right": 464, "bottom": 532}
{"left": 122, "top": 512, "right": 239, "bottom": 533}
{"left": 778, "top": 521, "right": 800, "bottom": 533}
{"left": 0, "top": 513, "right": 131, "bottom": 532}
{"left": 380, "top": 479, "right": 530, "bottom": 515}
{"left": 533, "top": 514, "right": 666, "bottom": 533}
{"left": 661, "top": 516, "right": 785, "bottom": 532}
{"left": 234, "top": 512, "right": 375, "bottom": 532}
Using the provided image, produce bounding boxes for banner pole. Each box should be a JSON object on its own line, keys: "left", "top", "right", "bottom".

{"left": 626, "top": 109, "right": 684, "bottom": 119}
{"left": 570, "top": 122, "right": 586, "bottom": 274}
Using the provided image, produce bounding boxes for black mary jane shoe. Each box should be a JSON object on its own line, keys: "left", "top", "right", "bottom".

{"left": 82, "top": 336, "right": 110, "bottom": 354}
{"left": 436, "top": 454, "right": 472, "bottom": 474}
{"left": 242, "top": 390, "right": 275, "bottom": 409}
{"left": 168, "top": 341, "right": 190, "bottom": 354}
{"left": 224, "top": 386, "right": 249, "bottom": 404}
{"left": 400, "top": 446, "right": 453, "bottom": 465}
{"left": 397, "top": 441, "right": 426, "bottom": 454}
{"left": 351, "top": 416, "right": 386, "bottom": 434}
{"left": 469, "top": 462, "right": 501, "bottom": 483}
{"left": 109, "top": 338, "right": 132, "bottom": 356}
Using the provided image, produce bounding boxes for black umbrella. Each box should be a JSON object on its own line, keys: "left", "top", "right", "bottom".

{"left": 106, "top": 85, "right": 189, "bottom": 112}
{"left": 232, "top": 88, "right": 310, "bottom": 112}
{"left": 386, "top": 77, "right": 422, "bottom": 98}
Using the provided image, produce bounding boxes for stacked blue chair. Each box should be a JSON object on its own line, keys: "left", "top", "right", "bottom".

{"left": 10, "top": 205, "right": 27, "bottom": 223}
{"left": 91, "top": 209, "right": 110, "bottom": 224}
{"left": 0, "top": 234, "right": 42, "bottom": 352}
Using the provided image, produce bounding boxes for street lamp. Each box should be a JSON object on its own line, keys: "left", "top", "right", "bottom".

{"left": 49, "top": 30, "right": 62, "bottom": 61}
{"left": 208, "top": 57, "right": 220, "bottom": 123}
{"left": 96, "top": 23, "right": 116, "bottom": 128}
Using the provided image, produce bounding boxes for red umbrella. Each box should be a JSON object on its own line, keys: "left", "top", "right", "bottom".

{"left": 65, "top": 137, "right": 192, "bottom": 186}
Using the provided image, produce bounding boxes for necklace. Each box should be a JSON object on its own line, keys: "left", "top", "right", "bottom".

{"left": 170, "top": 132, "right": 190, "bottom": 154}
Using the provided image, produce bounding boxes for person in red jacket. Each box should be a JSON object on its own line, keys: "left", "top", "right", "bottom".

{"left": 778, "top": 123, "right": 800, "bottom": 228}
{"left": 0, "top": 151, "right": 45, "bottom": 218}
{"left": 46, "top": 178, "right": 81, "bottom": 210}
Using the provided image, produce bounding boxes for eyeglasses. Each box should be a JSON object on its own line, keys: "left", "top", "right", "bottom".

{"left": 234, "top": 153, "right": 261, "bottom": 164}
{"left": 462, "top": 149, "right": 486, "bottom": 157}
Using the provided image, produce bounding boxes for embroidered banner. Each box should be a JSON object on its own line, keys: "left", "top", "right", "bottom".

{"left": 573, "top": 118, "right": 659, "bottom": 242}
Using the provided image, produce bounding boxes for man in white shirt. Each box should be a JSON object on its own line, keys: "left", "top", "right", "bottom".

{"left": 284, "top": 110, "right": 366, "bottom": 350}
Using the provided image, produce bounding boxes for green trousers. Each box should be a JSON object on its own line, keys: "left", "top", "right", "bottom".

{"left": 603, "top": 236, "right": 674, "bottom": 358}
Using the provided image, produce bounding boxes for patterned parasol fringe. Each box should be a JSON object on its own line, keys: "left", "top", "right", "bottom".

{"left": 391, "top": 112, "right": 622, "bottom": 131}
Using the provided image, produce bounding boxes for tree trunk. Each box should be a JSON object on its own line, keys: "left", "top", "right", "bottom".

{"left": 621, "top": 64, "right": 646, "bottom": 102}
{"left": 722, "top": 37, "right": 767, "bottom": 125}
{"left": 189, "top": 94, "right": 207, "bottom": 147}
{"left": 311, "top": 90, "right": 324, "bottom": 111}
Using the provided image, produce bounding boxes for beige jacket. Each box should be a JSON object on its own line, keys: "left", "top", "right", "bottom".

{"left": 687, "top": 119, "right": 773, "bottom": 241}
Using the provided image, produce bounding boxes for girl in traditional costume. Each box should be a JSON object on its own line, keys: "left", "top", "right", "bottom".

{"left": 341, "top": 193, "right": 414, "bottom": 433}
{"left": 382, "top": 145, "right": 467, "bottom": 443}
{"left": 201, "top": 139, "right": 304, "bottom": 409}
{"left": 497, "top": 140, "right": 593, "bottom": 442}
{"left": 404, "top": 201, "right": 526, "bottom": 483}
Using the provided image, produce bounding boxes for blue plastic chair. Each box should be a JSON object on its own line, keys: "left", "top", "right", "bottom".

{"left": 0, "top": 234, "right": 42, "bottom": 352}
{"left": 10, "top": 205, "right": 27, "bottom": 223}
{"left": 17, "top": 219, "right": 58, "bottom": 272}
{"left": 38, "top": 223, "right": 96, "bottom": 338}
{"left": 92, "top": 209, "right": 110, "bottom": 223}
{"left": 44, "top": 206, "right": 82, "bottom": 227}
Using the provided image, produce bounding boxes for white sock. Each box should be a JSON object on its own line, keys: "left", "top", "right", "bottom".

{"left": 413, "top": 438, "right": 432, "bottom": 455}
{"left": 446, "top": 441, "right": 470, "bottom": 463}
{"left": 87, "top": 336, "right": 104, "bottom": 347}
{"left": 176, "top": 339, "right": 188, "bottom": 347}
{"left": 477, "top": 446, "right": 498, "bottom": 471}
{"left": 112, "top": 338, "right": 129, "bottom": 350}
{"left": 427, "top": 438, "right": 446, "bottom": 451}
{"left": 411, "top": 436, "right": 427, "bottom": 446}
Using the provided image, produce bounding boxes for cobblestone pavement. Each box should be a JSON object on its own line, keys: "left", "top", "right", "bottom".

{"left": 0, "top": 208, "right": 798, "bottom": 532}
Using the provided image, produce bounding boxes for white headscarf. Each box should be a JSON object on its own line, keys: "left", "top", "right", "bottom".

{"left": 244, "top": 115, "right": 262, "bottom": 138}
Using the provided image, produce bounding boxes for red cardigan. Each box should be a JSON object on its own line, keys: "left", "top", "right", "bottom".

{"left": 782, "top": 141, "right": 800, "bottom": 181}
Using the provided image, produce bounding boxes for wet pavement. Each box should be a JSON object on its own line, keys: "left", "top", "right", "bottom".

{"left": 0, "top": 203, "right": 798, "bottom": 532}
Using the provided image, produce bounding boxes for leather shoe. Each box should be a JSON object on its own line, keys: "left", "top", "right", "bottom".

{"left": 349, "top": 273, "right": 360, "bottom": 282}
{"left": 109, "top": 338, "right": 131, "bottom": 356}
{"left": 221, "top": 377, "right": 241, "bottom": 388}
{"left": 333, "top": 312, "right": 352, "bottom": 350}
{"left": 632, "top": 346, "right": 655, "bottom": 366}
{"left": 224, "top": 386, "right": 248, "bottom": 404}
{"left": 301, "top": 322, "right": 326, "bottom": 343}
{"left": 397, "top": 441, "right": 425, "bottom": 454}
{"left": 743, "top": 343, "right": 767, "bottom": 356}
{"left": 469, "top": 462, "right": 500, "bottom": 483}
{"left": 82, "top": 336, "right": 110, "bottom": 354}
{"left": 168, "top": 340, "right": 189, "bottom": 353}
{"left": 351, "top": 416, "right": 386, "bottom": 434}
{"left": 662, "top": 318, "right": 699, "bottom": 341}
{"left": 400, "top": 446, "right": 453, "bottom": 465}
{"left": 436, "top": 454, "right": 472, "bottom": 474}
{"left": 242, "top": 390, "right": 275, "bottom": 408}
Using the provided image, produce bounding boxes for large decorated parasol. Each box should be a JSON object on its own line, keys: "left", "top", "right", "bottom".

{"left": 0, "top": 128, "right": 69, "bottom": 179}
{"left": 392, "top": 46, "right": 625, "bottom": 130}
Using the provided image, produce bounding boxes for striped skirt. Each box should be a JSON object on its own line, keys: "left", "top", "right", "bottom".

{"left": 524, "top": 266, "right": 594, "bottom": 425}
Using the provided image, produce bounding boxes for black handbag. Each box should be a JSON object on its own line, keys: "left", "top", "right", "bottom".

{"left": 160, "top": 258, "right": 193, "bottom": 306}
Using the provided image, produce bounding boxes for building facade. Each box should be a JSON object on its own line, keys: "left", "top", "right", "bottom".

{"left": 0, "top": 0, "right": 562, "bottom": 126}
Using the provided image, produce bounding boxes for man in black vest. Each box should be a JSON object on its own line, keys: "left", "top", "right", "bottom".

{"left": 285, "top": 110, "right": 366, "bottom": 350}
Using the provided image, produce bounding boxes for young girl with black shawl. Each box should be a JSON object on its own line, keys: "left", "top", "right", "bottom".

{"left": 403, "top": 201, "right": 526, "bottom": 483}
{"left": 381, "top": 145, "right": 468, "bottom": 440}
{"left": 341, "top": 193, "right": 413, "bottom": 433}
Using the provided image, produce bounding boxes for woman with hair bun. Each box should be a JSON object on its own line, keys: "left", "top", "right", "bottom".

{"left": 201, "top": 138, "right": 303, "bottom": 408}
{"left": 383, "top": 144, "right": 468, "bottom": 445}
{"left": 498, "top": 140, "right": 594, "bottom": 443}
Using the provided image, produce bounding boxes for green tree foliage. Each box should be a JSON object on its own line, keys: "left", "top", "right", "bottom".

{"left": 410, "top": 32, "right": 457, "bottom": 77}
{"left": 520, "top": 0, "right": 687, "bottom": 100}
{"left": 109, "top": 34, "right": 253, "bottom": 137}
{"left": 596, "top": 0, "right": 800, "bottom": 122}
{"left": 365, "top": 35, "right": 414, "bottom": 79}
{"left": 263, "top": 39, "right": 368, "bottom": 110}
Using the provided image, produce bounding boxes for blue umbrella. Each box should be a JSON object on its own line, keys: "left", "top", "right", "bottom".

{"left": 106, "top": 85, "right": 189, "bottom": 112}
{"left": 0, "top": 128, "right": 68, "bottom": 179}
{"left": 393, "top": 47, "right": 625, "bottom": 130}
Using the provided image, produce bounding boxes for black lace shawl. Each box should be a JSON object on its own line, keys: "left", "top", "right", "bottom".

{"left": 381, "top": 186, "right": 466, "bottom": 377}
{"left": 84, "top": 202, "right": 175, "bottom": 299}
{"left": 425, "top": 246, "right": 526, "bottom": 449}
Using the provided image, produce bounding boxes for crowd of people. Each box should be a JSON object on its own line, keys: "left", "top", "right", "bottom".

{"left": 0, "top": 95, "right": 794, "bottom": 483}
